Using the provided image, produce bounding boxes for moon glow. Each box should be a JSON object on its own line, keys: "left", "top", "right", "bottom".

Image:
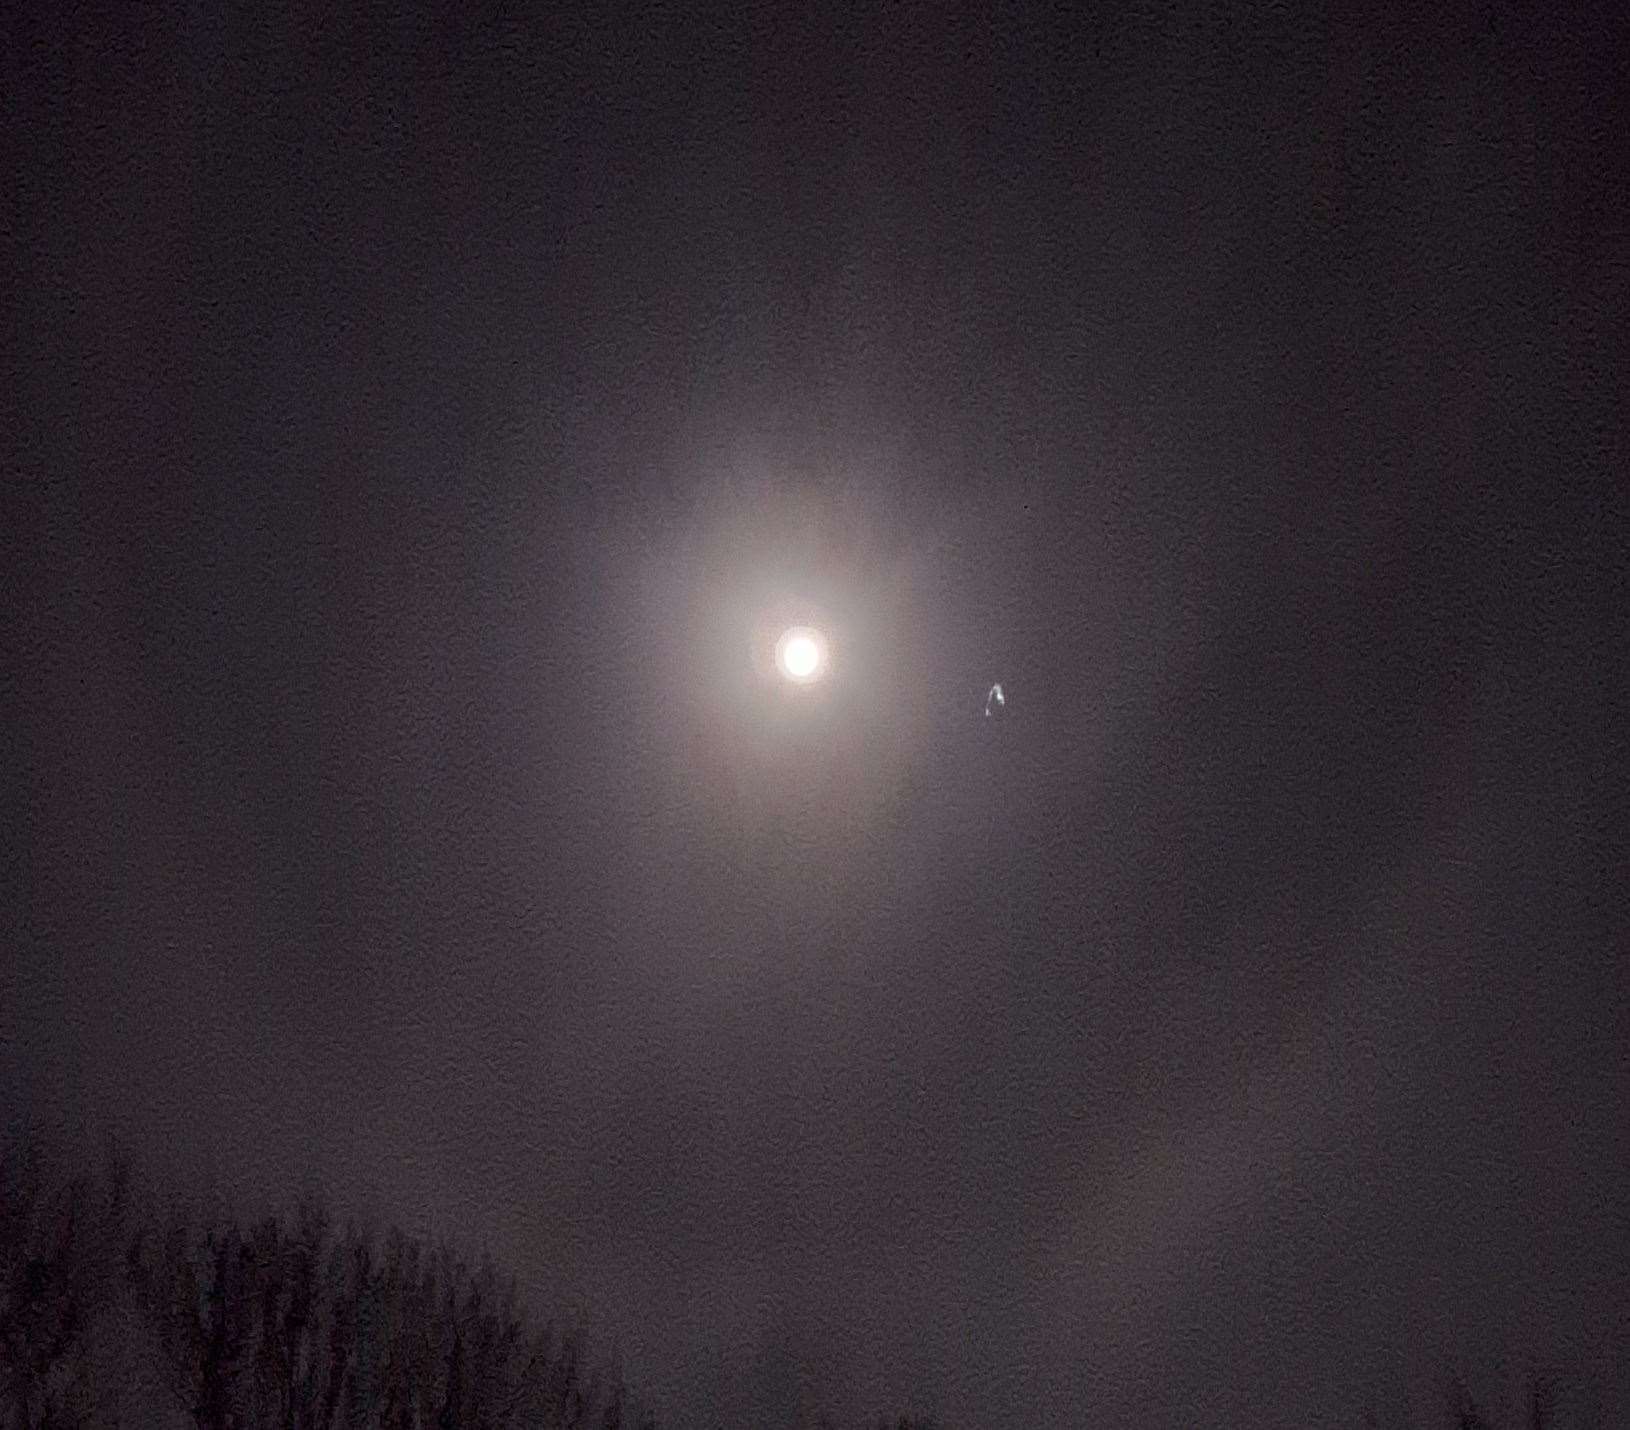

{"left": 775, "top": 626, "right": 827, "bottom": 683}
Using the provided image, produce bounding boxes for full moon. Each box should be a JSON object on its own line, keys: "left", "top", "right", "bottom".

{"left": 775, "top": 626, "right": 827, "bottom": 683}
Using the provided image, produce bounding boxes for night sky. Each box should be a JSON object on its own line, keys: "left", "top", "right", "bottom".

{"left": 5, "top": 3, "right": 1627, "bottom": 1426}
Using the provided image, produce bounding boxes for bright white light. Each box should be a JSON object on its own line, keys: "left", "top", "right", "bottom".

{"left": 783, "top": 635, "right": 819, "bottom": 677}
{"left": 775, "top": 626, "right": 826, "bottom": 683}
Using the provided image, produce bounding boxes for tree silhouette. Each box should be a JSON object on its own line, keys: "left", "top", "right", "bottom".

{"left": 1, "top": 1128, "right": 1606, "bottom": 1430}
{"left": 1, "top": 1134, "right": 139, "bottom": 1428}
{"left": 141, "top": 1198, "right": 616, "bottom": 1429}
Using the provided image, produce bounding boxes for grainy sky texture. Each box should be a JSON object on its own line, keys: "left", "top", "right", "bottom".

{"left": 4, "top": 3, "right": 1627, "bottom": 1427}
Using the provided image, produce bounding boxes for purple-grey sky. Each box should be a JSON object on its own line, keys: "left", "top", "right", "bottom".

{"left": 5, "top": 3, "right": 1627, "bottom": 1426}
